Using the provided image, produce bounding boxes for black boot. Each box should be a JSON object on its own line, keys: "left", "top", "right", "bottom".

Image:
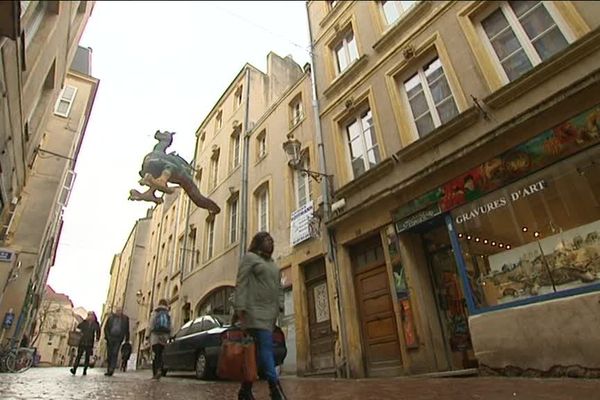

{"left": 238, "top": 382, "right": 255, "bottom": 400}
{"left": 269, "top": 381, "right": 286, "bottom": 400}
{"left": 70, "top": 367, "right": 76, "bottom": 375}
{"left": 83, "top": 367, "right": 87, "bottom": 376}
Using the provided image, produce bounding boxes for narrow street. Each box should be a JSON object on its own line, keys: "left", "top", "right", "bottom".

{"left": 1, "top": 368, "right": 599, "bottom": 400}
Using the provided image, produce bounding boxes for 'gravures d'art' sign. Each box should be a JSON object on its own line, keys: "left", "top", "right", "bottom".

{"left": 394, "top": 103, "right": 600, "bottom": 233}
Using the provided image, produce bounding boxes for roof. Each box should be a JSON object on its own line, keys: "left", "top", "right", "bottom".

{"left": 44, "top": 285, "right": 74, "bottom": 307}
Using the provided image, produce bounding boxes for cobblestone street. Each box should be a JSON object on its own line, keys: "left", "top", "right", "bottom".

{"left": 1, "top": 368, "right": 600, "bottom": 400}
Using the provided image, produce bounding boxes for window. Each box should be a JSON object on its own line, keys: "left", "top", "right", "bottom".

{"left": 294, "top": 157, "right": 312, "bottom": 209}
{"left": 381, "top": 1, "right": 417, "bottom": 26}
{"left": 334, "top": 30, "right": 359, "bottom": 74}
{"left": 209, "top": 149, "right": 220, "bottom": 190}
{"left": 215, "top": 110, "right": 223, "bottom": 131}
{"left": 257, "top": 186, "right": 269, "bottom": 232}
{"left": 329, "top": 0, "right": 339, "bottom": 9}
{"left": 256, "top": 130, "right": 267, "bottom": 160}
{"left": 403, "top": 56, "right": 459, "bottom": 137}
{"left": 24, "top": 0, "right": 48, "bottom": 49}
{"left": 205, "top": 217, "right": 215, "bottom": 260}
{"left": 230, "top": 130, "right": 241, "bottom": 170}
{"left": 195, "top": 168, "right": 202, "bottom": 191}
{"left": 290, "top": 97, "right": 304, "bottom": 127}
{"left": 234, "top": 85, "right": 243, "bottom": 108}
{"left": 345, "top": 108, "right": 380, "bottom": 178}
{"left": 199, "top": 131, "right": 206, "bottom": 152}
{"left": 480, "top": 1, "right": 570, "bottom": 82}
{"left": 188, "top": 227, "right": 197, "bottom": 272}
{"left": 228, "top": 196, "right": 239, "bottom": 244}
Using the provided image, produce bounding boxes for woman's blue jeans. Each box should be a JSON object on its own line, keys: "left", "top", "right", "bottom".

{"left": 249, "top": 328, "right": 278, "bottom": 384}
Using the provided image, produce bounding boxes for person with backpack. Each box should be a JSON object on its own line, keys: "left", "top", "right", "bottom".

{"left": 103, "top": 307, "right": 130, "bottom": 376}
{"left": 145, "top": 298, "right": 171, "bottom": 380}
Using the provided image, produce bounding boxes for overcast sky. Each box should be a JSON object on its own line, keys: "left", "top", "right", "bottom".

{"left": 47, "top": 1, "right": 311, "bottom": 317}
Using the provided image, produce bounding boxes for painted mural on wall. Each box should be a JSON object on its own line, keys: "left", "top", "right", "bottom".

{"left": 394, "top": 104, "right": 600, "bottom": 228}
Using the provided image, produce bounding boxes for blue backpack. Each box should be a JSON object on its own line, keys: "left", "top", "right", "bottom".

{"left": 153, "top": 309, "right": 171, "bottom": 333}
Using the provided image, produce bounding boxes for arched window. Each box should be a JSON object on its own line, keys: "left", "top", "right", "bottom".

{"left": 195, "top": 286, "right": 235, "bottom": 322}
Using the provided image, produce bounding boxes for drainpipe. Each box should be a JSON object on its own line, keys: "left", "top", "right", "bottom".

{"left": 306, "top": 6, "right": 351, "bottom": 379}
{"left": 239, "top": 67, "right": 251, "bottom": 261}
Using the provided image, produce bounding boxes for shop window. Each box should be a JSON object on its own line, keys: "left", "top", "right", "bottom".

{"left": 380, "top": 1, "right": 417, "bottom": 26}
{"left": 480, "top": 1, "right": 571, "bottom": 83}
{"left": 402, "top": 55, "right": 459, "bottom": 138}
{"left": 344, "top": 107, "right": 380, "bottom": 178}
{"left": 452, "top": 146, "right": 600, "bottom": 310}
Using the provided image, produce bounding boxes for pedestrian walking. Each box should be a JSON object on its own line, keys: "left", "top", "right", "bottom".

{"left": 70, "top": 311, "right": 100, "bottom": 376}
{"left": 234, "top": 232, "right": 287, "bottom": 400}
{"left": 145, "top": 298, "right": 172, "bottom": 380}
{"left": 120, "top": 341, "right": 132, "bottom": 372}
{"left": 103, "top": 307, "right": 130, "bottom": 376}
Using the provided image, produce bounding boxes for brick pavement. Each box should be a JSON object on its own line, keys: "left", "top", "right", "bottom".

{"left": 1, "top": 367, "right": 599, "bottom": 400}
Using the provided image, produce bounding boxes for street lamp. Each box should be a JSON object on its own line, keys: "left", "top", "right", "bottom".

{"left": 282, "top": 133, "right": 333, "bottom": 184}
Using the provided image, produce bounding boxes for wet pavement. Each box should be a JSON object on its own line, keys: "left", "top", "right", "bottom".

{"left": 1, "top": 367, "right": 599, "bottom": 400}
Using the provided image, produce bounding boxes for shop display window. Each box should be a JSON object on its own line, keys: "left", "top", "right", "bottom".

{"left": 451, "top": 146, "right": 600, "bottom": 310}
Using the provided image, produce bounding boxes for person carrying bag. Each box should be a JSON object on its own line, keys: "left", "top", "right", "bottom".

{"left": 232, "top": 232, "right": 287, "bottom": 400}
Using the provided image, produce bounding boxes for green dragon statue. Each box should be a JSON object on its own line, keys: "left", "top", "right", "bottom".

{"left": 128, "top": 130, "right": 221, "bottom": 214}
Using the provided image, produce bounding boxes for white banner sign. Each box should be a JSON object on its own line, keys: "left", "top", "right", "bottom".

{"left": 290, "top": 201, "right": 314, "bottom": 246}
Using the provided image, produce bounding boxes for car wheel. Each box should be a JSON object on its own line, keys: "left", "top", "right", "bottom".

{"left": 195, "top": 351, "right": 208, "bottom": 380}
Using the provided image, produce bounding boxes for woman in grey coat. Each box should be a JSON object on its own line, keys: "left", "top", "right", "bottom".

{"left": 145, "top": 299, "right": 171, "bottom": 380}
{"left": 234, "top": 232, "right": 286, "bottom": 400}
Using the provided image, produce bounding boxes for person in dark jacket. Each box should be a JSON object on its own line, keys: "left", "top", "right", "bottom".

{"left": 235, "top": 232, "right": 286, "bottom": 400}
{"left": 120, "top": 342, "right": 132, "bottom": 372}
{"left": 145, "top": 299, "right": 171, "bottom": 380}
{"left": 103, "top": 307, "right": 130, "bottom": 376}
{"left": 70, "top": 311, "right": 100, "bottom": 376}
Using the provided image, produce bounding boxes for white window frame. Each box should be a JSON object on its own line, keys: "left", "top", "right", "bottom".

{"left": 229, "top": 197, "right": 238, "bottom": 244}
{"left": 24, "top": 1, "right": 47, "bottom": 49}
{"left": 334, "top": 30, "right": 359, "bottom": 74}
{"left": 230, "top": 131, "right": 241, "bottom": 170}
{"left": 257, "top": 130, "right": 267, "bottom": 159}
{"left": 257, "top": 187, "right": 269, "bottom": 232}
{"left": 54, "top": 85, "right": 78, "bottom": 118}
{"left": 209, "top": 152, "right": 219, "bottom": 190}
{"left": 291, "top": 98, "right": 303, "bottom": 126}
{"left": 294, "top": 157, "right": 311, "bottom": 209}
{"left": 380, "top": 1, "right": 417, "bottom": 26}
{"left": 401, "top": 56, "right": 458, "bottom": 138}
{"left": 215, "top": 110, "right": 223, "bottom": 131}
{"left": 477, "top": 1, "right": 574, "bottom": 84}
{"left": 206, "top": 219, "right": 215, "bottom": 260}
{"left": 344, "top": 108, "right": 380, "bottom": 178}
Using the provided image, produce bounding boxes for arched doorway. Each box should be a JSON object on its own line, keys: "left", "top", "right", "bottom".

{"left": 195, "top": 286, "right": 235, "bottom": 323}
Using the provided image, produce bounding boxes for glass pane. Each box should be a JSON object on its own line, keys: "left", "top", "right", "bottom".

{"left": 351, "top": 156, "right": 366, "bottom": 177}
{"left": 490, "top": 27, "right": 523, "bottom": 61}
{"left": 63, "top": 86, "right": 76, "bottom": 100}
{"left": 408, "top": 91, "right": 430, "bottom": 119}
{"left": 382, "top": 1, "right": 401, "bottom": 25}
{"left": 361, "top": 109, "right": 373, "bottom": 132}
{"left": 532, "top": 27, "right": 568, "bottom": 61}
{"left": 424, "top": 58, "right": 443, "bottom": 83}
{"left": 349, "top": 136, "right": 363, "bottom": 159}
{"left": 482, "top": 9, "right": 510, "bottom": 39}
{"left": 428, "top": 73, "right": 453, "bottom": 105}
{"left": 501, "top": 49, "right": 533, "bottom": 81}
{"left": 415, "top": 113, "right": 435, "bottom": 137}
{"left": 336, "top": 43, "right": 348, "bottom": 72}
{"left": 364, "top": 125, "right": 378, "bottom": 151}
{"left": 436, "top": 97, "right": 459, "bottom": 124}
{"left": 347, "top": 34, "right": 359, "bottom": 63}
{"left": 56, "top": 100, "right": 69, "bottom": 114}
{"left": 346, "top": 119, "right": 361, "bottom": 141}
{"left": 510, "top": 0, "right": 541, "bottom": 18}
{"left": 367, "top": 146, "right": 381, "bottom": 167}
{"left": 518, "top": 3, "right": 554, "bottom": 40}
{"left": 403, "top": 73, "right": 422, "bottom": 98}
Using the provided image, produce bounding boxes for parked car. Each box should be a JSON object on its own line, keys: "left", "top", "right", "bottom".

{"left": 162, "top": 314, "right": 287, "bottom": 380}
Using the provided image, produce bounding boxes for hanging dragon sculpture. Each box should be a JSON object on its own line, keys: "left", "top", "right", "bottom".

{"left": 128, "top": 130, "right": 221, "bottom": 214}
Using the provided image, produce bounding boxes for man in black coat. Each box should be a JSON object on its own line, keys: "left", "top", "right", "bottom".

{"left": 103, "top": 307, "right": 130, "bottom": 376}
{"left": 70, "top": 311, "right": 101, "bottom": 376}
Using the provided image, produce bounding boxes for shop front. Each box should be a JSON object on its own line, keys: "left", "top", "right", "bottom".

{"left": 392, "top": 103, "right": 600, "bottom": 375}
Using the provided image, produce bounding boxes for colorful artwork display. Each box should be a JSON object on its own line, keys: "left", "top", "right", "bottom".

{"left": 394, "top": 104, "right": 600, "bottom": 228}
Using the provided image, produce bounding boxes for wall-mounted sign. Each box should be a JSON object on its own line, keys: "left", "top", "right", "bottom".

{"left": 395, "top": 205, "right": 441, "bottom": 233}
{"left": 393, "top": 103, "right": 600, "bottom": 228}
{"left": 290, "top": 201, "right": 314, "bottom": 246}
{"left": 0, "top": 250, "right": 14, "bottom": 262}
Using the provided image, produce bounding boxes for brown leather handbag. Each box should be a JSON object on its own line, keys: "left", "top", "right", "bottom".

{"left": 217, "top": 330, "right": 257, "bottom": 382}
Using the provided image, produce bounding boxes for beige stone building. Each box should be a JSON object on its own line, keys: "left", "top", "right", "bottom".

{"left": 305, "top": 0, "right": 600, "bottom": 378}
{"left": 0, "top": 1, "right": 96, "bottom": 347}
{"left": 33, "top": 285, "right": 80, "bottom": 366}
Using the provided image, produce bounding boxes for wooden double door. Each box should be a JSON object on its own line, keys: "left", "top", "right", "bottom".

{"left": 351, "top": 235, "right": 403, "bottom": 377}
